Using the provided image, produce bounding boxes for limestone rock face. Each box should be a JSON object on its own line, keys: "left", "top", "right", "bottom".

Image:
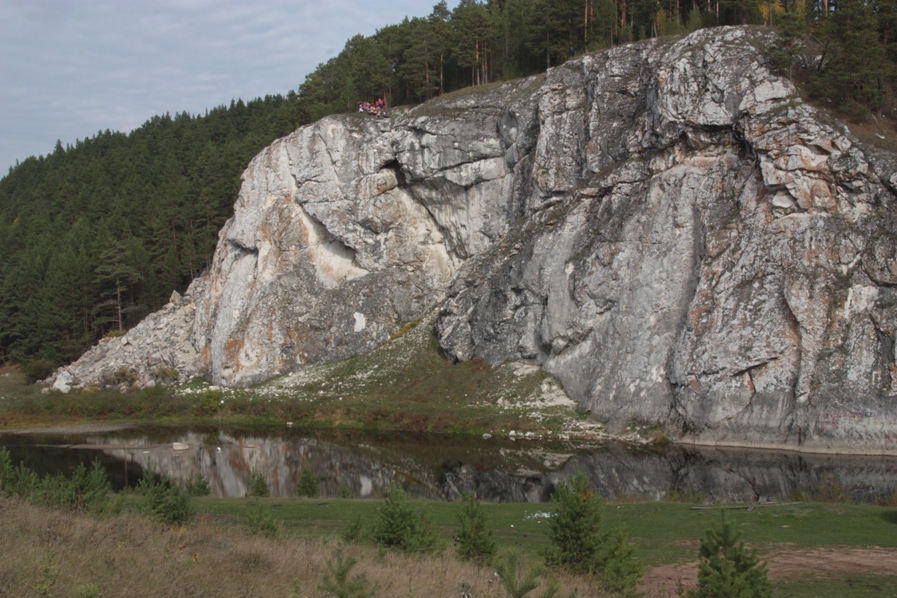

{"left": 190, "top": 116, "right": 458, "bottom": 386}
{"left": 53, "top": 27, "right": 897, "bottom": 453}
{"left": 51, "top": 283, "right": 206, "bottom": 390}
{"left": 436, "top": 27, "right": 897, "bottom": 454}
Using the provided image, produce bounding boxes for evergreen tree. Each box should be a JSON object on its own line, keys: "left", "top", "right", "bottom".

{"left": 297, "top": 465, "right": 319, "bottom": 498}
{"left": 455, "top": 493, "right": 497, "bottom": 562}
{"left": 690, "top": 511, "right": 772, "bottom": 598}
{"left": 810, "top": 0, "right": 888, "bottom": 113}
{"left": 544, "top": 472, "right": 607, "bottom": 574}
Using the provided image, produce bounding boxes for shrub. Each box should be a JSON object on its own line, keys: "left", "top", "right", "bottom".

{"left": 24, "top": 359, "right": 57, "bottom": 384}
{"left": 0, "top": 450, "right": 112, "bottom": 514}
{"left": 35, "top": 459, "right": 111, "bottom": 513}
{"left": 153, "top": 365, "right": 179, "bottom": 384}
{"left": 197, "top": 389, "right": 222, "bottom": 415}
{"left": 114, "top": 367, "right": 139, "bottom": 385}
{"left": 689, "top": 511, "right": 772, "bottom": 598}
{"left": 4, "top": 460, "right": 40, "bottom": 499}
{"left": 247, "top": 470, "right": 269, "bottom": 497}
{"left": 544, "top": 473, "right": 643, "bottom": 593}
{"left": 342, "top": 514, "right": 369, "bottom": 544}
{"left": 0, "top": 447, "right": 14, "bottom": 495}
{"left": 544, "top": 473, "right": 606, "bottom": 575}
{"left": 246, "top": 500, "right": 280, "bottom": 537}
{"left": 372, "top": 486, "right": 439, "bottom": 553}
{"left": 185, "top": 472, "right": 212, "bottom": 496}
{"left": 337, "top": 480, "right": 354, "bottom": 498}
{"left": 601, "top": 528, "right": 644, "bottom": 597}
{"left": 455, "top": 493, "right": 496, "bottom": 562}
{"left": 495, "top": 551, "right": 557, "bottom": 598}
{"left": 136, "top": 465, "right": 193, "bottom": 525}
{"left": 318, "top": 549, "right": 374, "bottom": 598}
{"left": 297, "top": 465, "right": 319, "bottom": 498}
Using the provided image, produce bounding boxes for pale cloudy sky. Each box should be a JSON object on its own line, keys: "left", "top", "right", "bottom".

{"left": 0, "top": 0, "right": 452, "bottom": 175}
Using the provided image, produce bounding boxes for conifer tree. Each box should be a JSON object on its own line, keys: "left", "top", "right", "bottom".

{"left": 691, "top": 511, "right": 772, "bottom": 598}
{"left": 455, "top": 492, "right": 497, "bottom": 562}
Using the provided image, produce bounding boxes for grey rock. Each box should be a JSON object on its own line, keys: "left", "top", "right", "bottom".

{"left": 436, "top": 28, "right": 897, "bottom": 454}
{"left": 51, "top": 27, "right": 897, "bottom": 453}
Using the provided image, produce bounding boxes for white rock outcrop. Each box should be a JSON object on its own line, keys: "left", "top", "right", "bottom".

{"left": 52, "top": 27, "right": 897, "bottom": 453}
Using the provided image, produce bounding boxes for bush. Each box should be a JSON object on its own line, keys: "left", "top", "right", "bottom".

{"left": 246, "top": 500, "right": 280, "bottom": 537}
{"left": 372, "top": 486, "right": 439, "bottom": 553}
{"left": 318, "top": 549, "right": 373, "bottom": 598}
{"left": 197, "top": 389, "right": 222, "bottom": 415}
{"left": 247, "top": 470, "right": 269, "bottom": 497}
{"left": 455, "top": 493, "right": 496, "bottom": 562}
{"left": 0, "top": 450, "right": 112, "bottom": 514}
{"left": 0, "top": 447, "right": 15, "bottom": 495}
{"left": 689, "top": 511, "right": 772, "bottom": 598}
{"left": 297, "top": 465, "right": 319, "bottom": 498}
{"left": 544, "top": 473, "right": 643, "bottom": 593}
{"left": 0, "top": 449, "right": 40, "bottom": 499}
{"left": 153, "top": 366, "right": 179, "bottom": 384}
{"left": 544, "top": 473, "right": 606, "bottom": 575}
{"left": 185, "top": 472, "right": 212, "bottom": 496}
{"left": 342, "top": 514, "right": 369, "bottom": 544}
{"left": 114, "top": 367, "right": 139, "bottom": 385}
{"left": 601, "top": 528, "right": 644, "bottom": 596}
{"left": 23, "top": 359, "right": 57, "bottom": 384}
{"left": 495, "top": 551, "right": 557, "bottom": 598}
{"left": 337, "top": 480, "right": 354, "bottom": 498}
{"left": 136, "top": 465, "right": 193, "bottom": 525}
{"left": 35, "top": 459, "right": 112, "bottom": 513}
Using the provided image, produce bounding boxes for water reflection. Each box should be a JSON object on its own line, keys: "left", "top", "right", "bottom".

{"left": 1, "top": 426, "right": 895, "bottom": 503}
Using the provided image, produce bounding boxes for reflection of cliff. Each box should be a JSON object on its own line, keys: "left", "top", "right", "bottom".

{"left": 93, "top": 432, "right": 438, "bottom": 498}
{"left": 443, "top": 444, "right": 897, "bottom": 504}
{"left": 40, "top": 430, "right": 897, "bottom": 503}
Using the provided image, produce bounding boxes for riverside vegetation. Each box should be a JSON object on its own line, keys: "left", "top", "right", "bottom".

{"left": 2, "top": 447, "right": 897, "bottom": 597}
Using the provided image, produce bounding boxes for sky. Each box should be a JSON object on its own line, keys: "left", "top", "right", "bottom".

{"left": 0, "top": 0, "right": 454, "bottom": 176}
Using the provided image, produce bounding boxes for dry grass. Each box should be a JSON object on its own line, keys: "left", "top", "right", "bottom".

{"left": 0, "top": 497, "right": 600, "bottom": 598}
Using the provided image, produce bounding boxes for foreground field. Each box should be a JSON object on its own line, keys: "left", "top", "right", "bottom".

{"left": 2, "top": 495, "right": 896, "bottom": 597}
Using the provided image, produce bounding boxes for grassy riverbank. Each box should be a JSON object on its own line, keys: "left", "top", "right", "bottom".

{"left": 0, "top": 316, "right": 636, "bottom": 445}
{"left": 2, "top": 494, "right": 896, "bottom": 597}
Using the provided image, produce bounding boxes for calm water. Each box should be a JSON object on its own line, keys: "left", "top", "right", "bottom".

{"left": 2, "top": 425, "right": 896, "bottom": 503}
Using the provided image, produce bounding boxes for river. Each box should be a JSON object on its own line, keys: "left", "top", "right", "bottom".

{"left": 2, "top": 425, "right": 896, "bottom": 503}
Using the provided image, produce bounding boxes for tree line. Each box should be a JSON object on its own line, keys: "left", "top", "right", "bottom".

{"left": 1, "top": 0, "right": 894, "bottom": 369}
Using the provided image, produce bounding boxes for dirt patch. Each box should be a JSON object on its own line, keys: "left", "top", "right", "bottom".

{"left": 640, "top": 546, "right": 897, "bottom": 597}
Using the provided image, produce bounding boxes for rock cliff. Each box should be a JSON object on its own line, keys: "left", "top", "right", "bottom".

{"left": 51, "top": 27, "right": 897, "bottom": 454}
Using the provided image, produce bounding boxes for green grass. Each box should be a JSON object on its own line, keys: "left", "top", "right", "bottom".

{"left": 191, "top": 497, "right": 897, "bottom": 567}
{"left": 187, "top": 496, "right": 897, "bottom": 595}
